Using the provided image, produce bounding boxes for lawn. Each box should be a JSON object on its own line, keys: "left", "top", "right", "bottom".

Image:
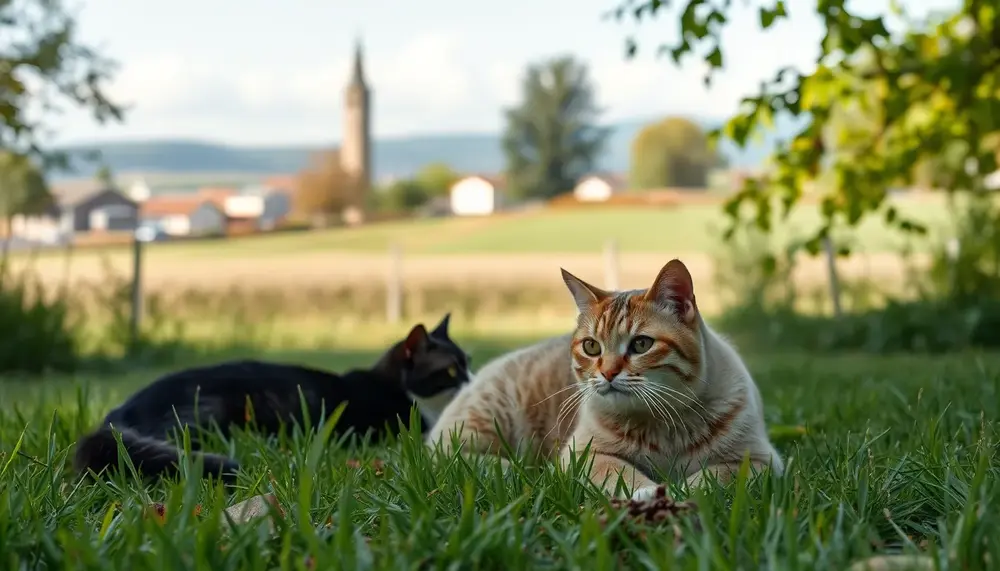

{"left": 172, "top": 194, "right": 953, "bottom": 257}
{"left": 11, "top": 194, "right": 957, "bottom": 301}
{"left": 29, "top": 193, "right": 958, "bottom": 262}
{"left": 0, "top": 330, "right": 997, "bottom": 569}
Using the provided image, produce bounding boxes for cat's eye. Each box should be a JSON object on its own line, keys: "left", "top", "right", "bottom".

{"left": 581, "top": 338, "right": 602, "bottom": 356}
{"left": 629, "top": 335, "right": 654, "bottom": 354}
{"left": 447, "top": 366, "right": 457, "bottom": 377}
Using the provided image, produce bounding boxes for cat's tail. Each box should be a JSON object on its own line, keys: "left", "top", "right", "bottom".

{"left": 73, "top": 426, "right": 240, "bottom": 484}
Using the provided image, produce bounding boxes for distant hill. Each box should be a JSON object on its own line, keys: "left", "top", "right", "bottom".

{"left": 54, "top": 114, "right": 805, "bottom": 183}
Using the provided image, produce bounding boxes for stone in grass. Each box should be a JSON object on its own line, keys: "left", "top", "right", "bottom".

{"left": 144, "top": 494, "right": 284, "bottom": 534}
{"left": 221, "top": 493, "right": 284, "bottom": 533}
{"left": 597, "top": 485, "right": 700, "bottom": 546}
{"left": 847, "top": 555, "right": 936, "bottom": 571}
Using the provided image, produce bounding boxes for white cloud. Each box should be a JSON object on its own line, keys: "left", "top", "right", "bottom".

{"left": 54, "top": 26, "right": 816, "bottom": 145}
{"left": 80, "top": 32, "right": 485, "bottom": 142}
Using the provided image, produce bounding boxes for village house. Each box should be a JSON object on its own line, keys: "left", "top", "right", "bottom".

{"left": 449, "top": 174, "right": 505, "bottom": 216}
{"left": 9, "top": 182, "right": 137, "bottom": 244}
{"left": 572, "top": 173, "right": 628, "bottom": 202}
{"left": 139, "top": 194, "right": 227, "bottom": 238}
{"left": 240, "top": 183, "right": 294, "bottom": 230}
{"left": 199, "top": 185, "right": 292, "bottom": 232}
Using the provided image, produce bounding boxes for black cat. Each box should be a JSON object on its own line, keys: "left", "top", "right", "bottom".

{"left": 73, "top": 314, "right": 471, "bottom": 484}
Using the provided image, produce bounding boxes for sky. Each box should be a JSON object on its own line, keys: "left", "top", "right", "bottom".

{"left": 50, "top": 0, "right": 957, "bottom": 146}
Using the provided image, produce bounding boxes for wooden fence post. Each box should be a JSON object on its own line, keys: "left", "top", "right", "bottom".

{"left": 129, "top": 232, "right": 144, "bottom": 353}
{"left": 603, "top": 239, "right": 620, "bottom": 291}
{"left": 946, "top": 237, "right": 961, "bottom": 295}
{"left": 822, "top": 235, "right": 843, "bottom": 318}
{"left": 386, "top": 243, "right": 403, "bottom": 324}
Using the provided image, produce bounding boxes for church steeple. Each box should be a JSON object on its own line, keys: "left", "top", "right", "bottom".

{"left": 341, "top": 37, "right": 372, "bottom": 215}
{"left": 349, "top": 38, "right": 366, "bottom": 87}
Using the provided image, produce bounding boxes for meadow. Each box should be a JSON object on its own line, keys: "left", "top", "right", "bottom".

{"left": 1, "top": 324, "right": 997, "bottom": 569}
{"left": 11, "top": 193, "right": 963, "bottom": 323}
{"left": 1, "top": 192, "right": 996, "bottom": 569}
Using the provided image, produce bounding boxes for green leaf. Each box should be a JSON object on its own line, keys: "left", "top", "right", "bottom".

{"left": 707, "top": 46, "right": 723, "bottom": 68}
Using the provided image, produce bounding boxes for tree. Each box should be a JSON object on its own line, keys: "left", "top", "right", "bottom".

{"left": 413, "top": 162, "right": 459, "bottom": 198}
{"left": 611, "top": 0, "right": 1000, "bottom": 257}
{"left": 95, "top": 164, "right": 115, "bottom": 187}
{"left": 0, "top": 151, "right": 52, "bottom": 253}
{"left": 294, "top": 150, "right": 360, "bottom": 226}
{"left": 2, "top": 0, "right": 124, "bottom": 167}
{"left": 502, "top": 56, "right": 610, "bottom": 201}
{"left": 629, "top": 116, "right": 723, "bottom": 190}
{"left": 379, "top": 179, "right": 430, "bottom": 212}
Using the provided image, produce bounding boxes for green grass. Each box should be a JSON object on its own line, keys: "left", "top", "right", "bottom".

{"left": 1, "top": 337, "right": 998, "bottom": 569}
{"left": 28, "top": 194, "right": 962, "bottom": 263}
{"left": 159, "top": 199, "right": 955, "bottom": 257}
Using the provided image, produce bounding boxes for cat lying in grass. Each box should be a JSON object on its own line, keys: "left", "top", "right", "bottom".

{"left": 75, "top": 314, "right": 471, "bottom": 484}
{"left": 428, "top": 260, "right": 784, "bottom": 499}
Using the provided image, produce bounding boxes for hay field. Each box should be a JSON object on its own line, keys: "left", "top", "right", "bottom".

{"left": 13, "top": 195, "right": 954, "bottom": 315}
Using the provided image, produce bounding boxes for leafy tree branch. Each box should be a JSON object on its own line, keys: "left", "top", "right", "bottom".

{"left": 610, "top": 0, "right": 1000, "bottom": 259}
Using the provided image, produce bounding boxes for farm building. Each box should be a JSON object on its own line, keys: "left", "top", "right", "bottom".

{"left": 572, "top": 173, "right": 628, "bottom": 202}
{"left": 449, "top": 174, "right": 504, "bottom": 216}
{"left": 140, "top": 195, "right": 227, "bottom": 237}
{"left": 199, "top": 185, "right": 292, "bottom": 231}
{"left": 10, "top": 182, "right": 137, "bottom": 244}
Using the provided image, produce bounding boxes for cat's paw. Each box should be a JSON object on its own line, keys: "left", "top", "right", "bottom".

{"left": 631, "top": 485, "right": 661, "bottom": 502}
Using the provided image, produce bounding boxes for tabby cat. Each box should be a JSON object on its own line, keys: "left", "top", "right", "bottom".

{"left": 427, "top": 260, "right": 783, "bottom": 500}
{"left": 75, "top": 314, "right": 471, "bottom": 483}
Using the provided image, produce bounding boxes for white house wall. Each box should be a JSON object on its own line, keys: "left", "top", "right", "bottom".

{"left": 160, "top": 215, "right": 191, "bottom": 236}
{"left": 260, "top": 192, "right": 291, "bottom": 229}
{"left": 224, "top": 195, "right": 264, "bottom": 218}
{"left": 188, "top": 204, "right": 226, "bottom": 236}
{"left": 10, "top": 215, "right": 63, "bottom": 243}
{"left": 450, "top": 178, "right": 495, "bottom": 216}
{"left": 573, "top": 178, "right": 614, "bottom": 202}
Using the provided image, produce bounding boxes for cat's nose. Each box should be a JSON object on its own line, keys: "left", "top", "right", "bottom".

{"left": 600, "top": 364, "right": 623, "bottom": 381}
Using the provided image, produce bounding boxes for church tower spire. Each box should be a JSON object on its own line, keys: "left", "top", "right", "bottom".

{"left": 341, "top": 37, "right": 372, "bottom": 213}
{"left": 349, "top": 38, "right": 366, "bottom": 87}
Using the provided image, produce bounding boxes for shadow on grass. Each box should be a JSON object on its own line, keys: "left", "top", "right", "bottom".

{"left": 0, "top": 332, "right": 551, "bottom": 405}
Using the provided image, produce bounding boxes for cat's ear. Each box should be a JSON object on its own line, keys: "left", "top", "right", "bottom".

{"left": 645, "top": 259, "right": 697, "bottom": 324}
{"left": 430, "top": 313, "right": 451, "bottom": 338}
{"left": 560, "top": 268, "right": 610, "bottom": 312}
{"left": 402, "top": 324, "right": 430, "bottom": 359}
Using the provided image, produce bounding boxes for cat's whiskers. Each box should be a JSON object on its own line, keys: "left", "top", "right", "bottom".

{"left": 531, "top": 384, "right": 581, "bottom": 408}
{"left": 543, "top": 385, "right": 590, "bottom": 444}
{"left": 630, "top": 371, "right": 707, "bottom": 410}
{"left": 634, "top": 382, "right": 685, "bottom": 434}
{"left": 634, "top": 383, "right": 677, "bottom": 433}
{"left": 614, "top": 376, "right": 679, "bottom": 433}
{"left": 651, "top": 381, "right": 713, "bottom": 421}
{"left": 558, "top": 387, "right": 593, "bottom": 446}
{"left": 642, "top": 382, "right": 711, "bottom": 428}
{"left": 631, "top": 385, "right": 657, "bottom": 418}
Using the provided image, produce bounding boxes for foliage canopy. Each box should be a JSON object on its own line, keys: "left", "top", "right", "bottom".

{"left": 611, "top": 0, "right": 1000, "bottom": 259}
{"left": 502, "top": 56, "right": 610, "bottom": 201}
{"left": 629, "top": 116, "right": 723, "bottom": 189}
{"left": 1, "top": 0, "right": 124, "bottom": 169}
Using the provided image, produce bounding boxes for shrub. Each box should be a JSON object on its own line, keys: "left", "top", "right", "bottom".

{"left": 0, "top": 258, "right": 79, "bottom": 374}
{"left": 712, "top": 195, "right": 1000, "bottom": 354}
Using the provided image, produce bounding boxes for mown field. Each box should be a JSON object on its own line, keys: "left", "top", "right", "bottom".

{"left": 11, "top": 195, "right": 960, "bottom": 322}
{"left": 0, "top": 324, "right": 997, "bottom": 569}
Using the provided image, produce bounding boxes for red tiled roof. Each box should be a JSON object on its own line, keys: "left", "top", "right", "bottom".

{"left": 262, "top": 175, "right": 299, "bottom": 192}
{"left": 198, "top": 187, "right": 238, "bottom": 208}
{"left": 141, "top": 195, "right": 217, "bottom": 217}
